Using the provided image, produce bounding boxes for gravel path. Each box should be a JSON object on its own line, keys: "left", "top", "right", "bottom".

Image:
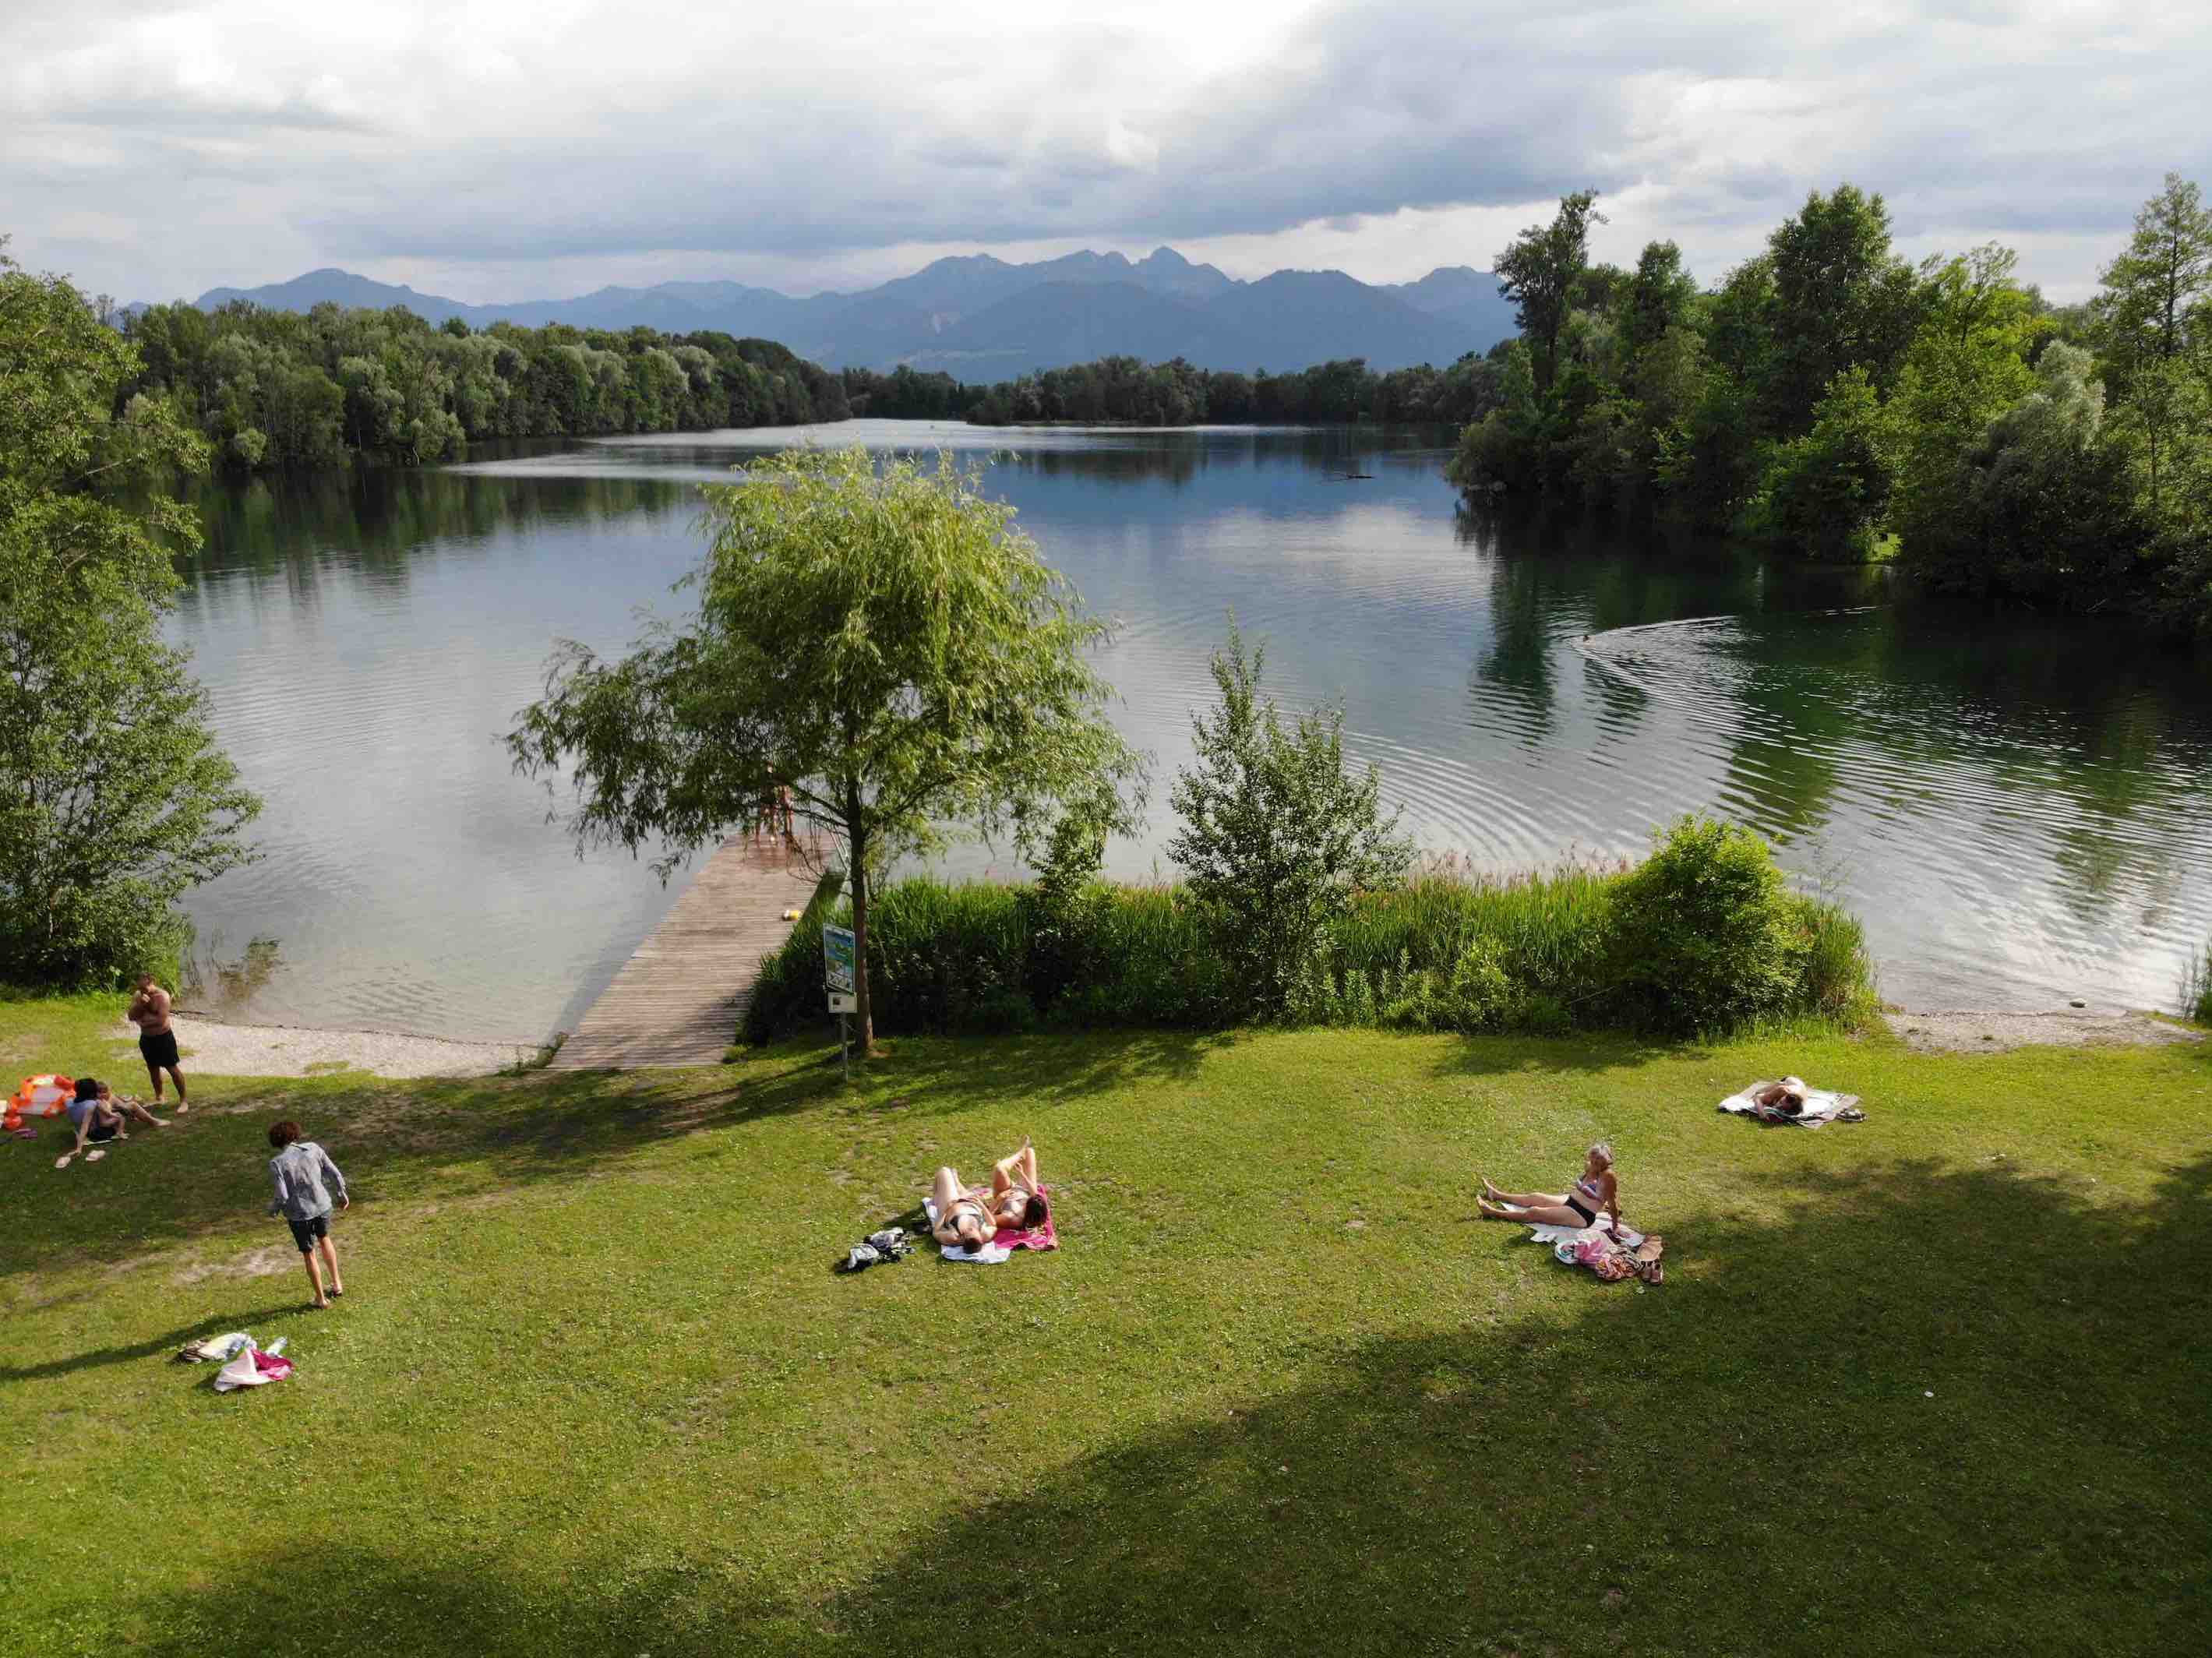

{"left": 1884, "top": 1009, "right": 2205, "bottom": 1054}
{"left": 158, "top": 1016, "right": 538, "bottom": 1079}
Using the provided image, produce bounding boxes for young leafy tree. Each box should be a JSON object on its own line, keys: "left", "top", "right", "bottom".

{"left": 1494, "top": 189, "right": 1604, "bottom": 395}
{"left": 1761, "top": 185, "right": 1922, "bottom": 434}
{"left": 2097, "top": 172, "right": 2212, "bottom": 401}
{"left": 1167, "top": 626, "right": 1413, "bottom": 1018}
{"left": 0, "top": 242, "right": 262, "bottom": 984}
{"left": 506, "top": 447, "right": 1145, "bottom": 1050}
{"left": 1886, "top": 244, "right": 2041, "bottom": 561}
{"left": 1621, "top": 240, "right": 1701, "bottom": 357}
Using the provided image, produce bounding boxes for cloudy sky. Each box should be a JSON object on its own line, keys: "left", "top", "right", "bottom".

{"left": 5, "top": 0, "right": 2207, "bottom": 306}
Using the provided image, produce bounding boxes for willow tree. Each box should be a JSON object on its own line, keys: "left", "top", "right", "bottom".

{"left": 506, "top": 446, "right": 1144, "bottom": 1050}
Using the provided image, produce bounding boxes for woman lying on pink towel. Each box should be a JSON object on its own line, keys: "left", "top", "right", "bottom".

{"left": 930, "top": 1136, "right": 1050, "bottom": 1251}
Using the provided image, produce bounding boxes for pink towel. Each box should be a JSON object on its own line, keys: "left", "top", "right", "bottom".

{"left": 993, "top": 1184, "right": 1058, "bottom": 1252}
{"left": 252, "top": 1350, "right": 294, "bottom": 1381}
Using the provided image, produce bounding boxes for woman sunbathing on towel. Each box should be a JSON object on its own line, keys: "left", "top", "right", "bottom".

{"left": 986, "top": 1136, "right": 1049, "bottom": 1230}
{"left": 930, "top": 1138, "right": 1049, "bottom": 1251}
{"left": 1477, "top": 1142, "right": 1623, "bottom": 1233}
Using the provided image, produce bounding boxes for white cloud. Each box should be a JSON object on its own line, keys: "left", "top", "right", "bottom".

{"left": 2, "top": 0, "right": 2203, "bottom": 305}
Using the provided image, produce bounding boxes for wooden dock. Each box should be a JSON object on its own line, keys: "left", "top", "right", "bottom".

{"left": 552, "top": 834, "right": 817, "bottom": 1069}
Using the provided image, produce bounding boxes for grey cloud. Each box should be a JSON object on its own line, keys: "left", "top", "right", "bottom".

{"left": 5, "top": 0, "right": 2208, "bottom": 301}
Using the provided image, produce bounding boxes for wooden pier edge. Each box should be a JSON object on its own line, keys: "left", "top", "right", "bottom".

{"left": 549, "top": 834, "right": 816, "bottom": 1069}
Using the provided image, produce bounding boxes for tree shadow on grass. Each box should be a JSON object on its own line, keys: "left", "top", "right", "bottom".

{"left": 89, "top": 1153, "right": 2212, "bottom": 1657}
{"left": 827, "top": 1149, "right": 2212, "bottom": 1657}
{"left": 0, "top": 1304, "right": 306, "bottom": 1383}
{"left": 0, "top": 1031, "right": 1239, "bottom": 1279}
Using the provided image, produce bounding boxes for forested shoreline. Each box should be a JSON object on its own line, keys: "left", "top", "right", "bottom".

{"left": 115, "top": 301, "right": 851, "bottom": 468}
{"left": 51, "top": 170, "right": 2212, "bottom": 637}
{"left": 1454, "top": 176, "right": 2212, "bottom": 638}
{"left": 841, "top": 353, "right": 1503, "bottom": 427}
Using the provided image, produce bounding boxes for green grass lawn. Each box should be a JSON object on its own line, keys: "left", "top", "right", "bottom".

{"left": 2, "top": 1005, "right": 2207, "bottom": 1656}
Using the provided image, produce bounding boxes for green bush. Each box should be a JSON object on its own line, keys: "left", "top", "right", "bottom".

{"left": 1610, "top": 817, "right": 1812, "bottom": 1035}
{"left": 743, "top": 819, "right": 1875, "bottom": 1044}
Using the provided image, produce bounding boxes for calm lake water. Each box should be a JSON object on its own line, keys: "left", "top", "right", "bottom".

{"left": 164, "top": 421, "right": 2212, "bottom": 1040}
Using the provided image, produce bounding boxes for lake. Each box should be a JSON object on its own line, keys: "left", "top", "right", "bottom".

{"left": 163, "top": 421, "right": 2212, "bottom": 1040}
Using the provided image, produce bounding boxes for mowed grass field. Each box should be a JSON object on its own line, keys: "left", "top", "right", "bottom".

{"left": 2, "top": 998, "right": 2207, "bottom": 1656}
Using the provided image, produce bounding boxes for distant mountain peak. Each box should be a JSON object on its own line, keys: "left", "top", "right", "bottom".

{"left": 168, "top": 249, "right": 1515, "bottom": 375}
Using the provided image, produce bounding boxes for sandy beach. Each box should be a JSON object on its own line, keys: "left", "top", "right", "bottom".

{"left": 158, "top": 1014, "right": 539, "bottom": 1078}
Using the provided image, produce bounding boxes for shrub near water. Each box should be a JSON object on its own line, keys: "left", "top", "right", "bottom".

{"left": 745, "top": 817, "right": 1875, "bottom": 1043}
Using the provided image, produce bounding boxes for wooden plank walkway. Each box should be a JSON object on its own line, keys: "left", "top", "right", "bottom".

{"left": 552, "top": 834, "right": 817, "bottom": 1069}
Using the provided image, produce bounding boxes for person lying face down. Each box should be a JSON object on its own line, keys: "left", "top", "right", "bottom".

{"left": 1752, "top": 1081, "right": 1807, "bottom": 1116}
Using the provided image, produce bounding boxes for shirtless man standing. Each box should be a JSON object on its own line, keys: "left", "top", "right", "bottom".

{"left": 128, "top": 973, "right": 189, "bottom": 1111}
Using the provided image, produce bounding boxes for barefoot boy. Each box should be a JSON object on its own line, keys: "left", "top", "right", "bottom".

{"left": 266, "top": 1120, "right": 348, "bottom": 1309}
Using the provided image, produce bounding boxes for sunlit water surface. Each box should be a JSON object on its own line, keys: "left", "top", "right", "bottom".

{"left": 164, "top": 422, "right": 2212, "bottom": 1039}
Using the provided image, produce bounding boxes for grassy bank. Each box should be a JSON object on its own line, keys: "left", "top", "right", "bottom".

{"left": 748, "top": 827, "right": 1876, "bottom": 1044}
{"left": 2, "top": 1004, "right": 2206, "bottom": 1656}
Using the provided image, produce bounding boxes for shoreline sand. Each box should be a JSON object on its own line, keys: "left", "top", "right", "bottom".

{"left": 156, "top": 1014, "right": 541, "bottom": 1079}
{"left": 111, "top": 1007, "right": 2203, "bottom": 1080}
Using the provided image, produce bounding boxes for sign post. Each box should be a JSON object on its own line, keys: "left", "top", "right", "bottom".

{"left": 823, "top": 923, "right": 857, "bottom": 1083}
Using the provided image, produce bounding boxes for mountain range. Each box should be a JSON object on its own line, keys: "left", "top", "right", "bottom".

{"left": 173, "top": 247, "right": 1517, "bottom": 376}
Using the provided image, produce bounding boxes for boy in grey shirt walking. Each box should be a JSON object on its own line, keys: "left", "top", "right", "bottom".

{"left": 267, "top": 1120, "right": 348, "bottom": 1309}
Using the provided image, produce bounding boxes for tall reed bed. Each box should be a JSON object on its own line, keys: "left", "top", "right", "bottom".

{"left": 2182, "top": 938, "right": 2212, "bottom": 1027}
{"left": 744, "top": 824, "right": 1879, "bottom": 1044}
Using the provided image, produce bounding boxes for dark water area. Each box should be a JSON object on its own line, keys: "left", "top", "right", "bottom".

{"left": 160, "top": 421, "right": 2212, "bottom": 1039}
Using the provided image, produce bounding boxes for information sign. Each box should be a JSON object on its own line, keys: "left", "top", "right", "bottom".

{"left": 823, "top": 924, "right": 857, "bottom": 995}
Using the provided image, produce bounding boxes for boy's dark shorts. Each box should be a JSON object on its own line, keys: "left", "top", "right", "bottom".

{"left": 287, "top": 1213, "right": 330, "bottom": 1253}
{"left": 139, "top": 1028, "right": 182, "bottom": 1069}
{"left": 86, "top": 1120, "right": 119, "bottom": 1144}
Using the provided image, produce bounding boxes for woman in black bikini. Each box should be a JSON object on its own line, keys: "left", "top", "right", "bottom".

{"left": 1477, "top": 1142, "right": 1622, "bottom": 1232}
{"left": 930, "top": 1138, "right": 1049, "bottom": 1251}
{"left": 931, "top": 1166, "right": 998, "bottom": 1253}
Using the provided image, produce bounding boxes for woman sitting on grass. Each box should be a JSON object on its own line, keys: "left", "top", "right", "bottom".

{"left": 930, "top": 1138, "right": 1049, "bottom": 1251}
{"left": 1479, "top": 1142, "right": 1623, "bottom": 1233}
{"left": 66, "top": 1077, "right": 168, "bottom": 1153}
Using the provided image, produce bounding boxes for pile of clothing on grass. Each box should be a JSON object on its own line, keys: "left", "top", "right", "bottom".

{"left": 836, "top": 1227, "right": 916, "bottom": 1273}
{"left": 175, "top": 1331, "right": 295, "bottom": 1391}
{"left": 1519, "top": 1218, "right": 1666, "bottom": 1286}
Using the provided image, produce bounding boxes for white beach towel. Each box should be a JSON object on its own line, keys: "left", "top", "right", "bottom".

{"left": 1520, "top": 1217, "right": 1645, "bottom": 1250}
{"left": 1483, "top": 1199, "right": 1644, "bottom": 1249}
{"left": 212, "top": 1342, "right": 270, "bottom": 1392}
{"left": 1719, "top": 1077, "right": 1862, "bottom": 1125}
{"left": 923, "top": 1197, "right": 1013, "bottom": 1264}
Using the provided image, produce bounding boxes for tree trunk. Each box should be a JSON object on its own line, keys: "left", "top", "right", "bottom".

{"left": 848, "top": 810, "right": 875, "bottom": 1053}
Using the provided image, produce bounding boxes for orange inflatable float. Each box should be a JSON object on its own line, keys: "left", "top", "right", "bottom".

{"left": 5, "top": 1074, "right": 75, "bottom": 1133}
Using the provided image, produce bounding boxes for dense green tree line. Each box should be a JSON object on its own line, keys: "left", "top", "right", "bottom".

{"left": 116, "top": 302, "right": 851, "bottom": 469}
{"left": 1453, "top": 177, "right": 2212, "bottom": 637}
{"left": 844, "top": 351, "right": 1506, "bottom": 428}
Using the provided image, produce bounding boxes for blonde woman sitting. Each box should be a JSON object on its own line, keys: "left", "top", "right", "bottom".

{"left": 1479, "top": 1142, "right": 1624, "bottom": 1234}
